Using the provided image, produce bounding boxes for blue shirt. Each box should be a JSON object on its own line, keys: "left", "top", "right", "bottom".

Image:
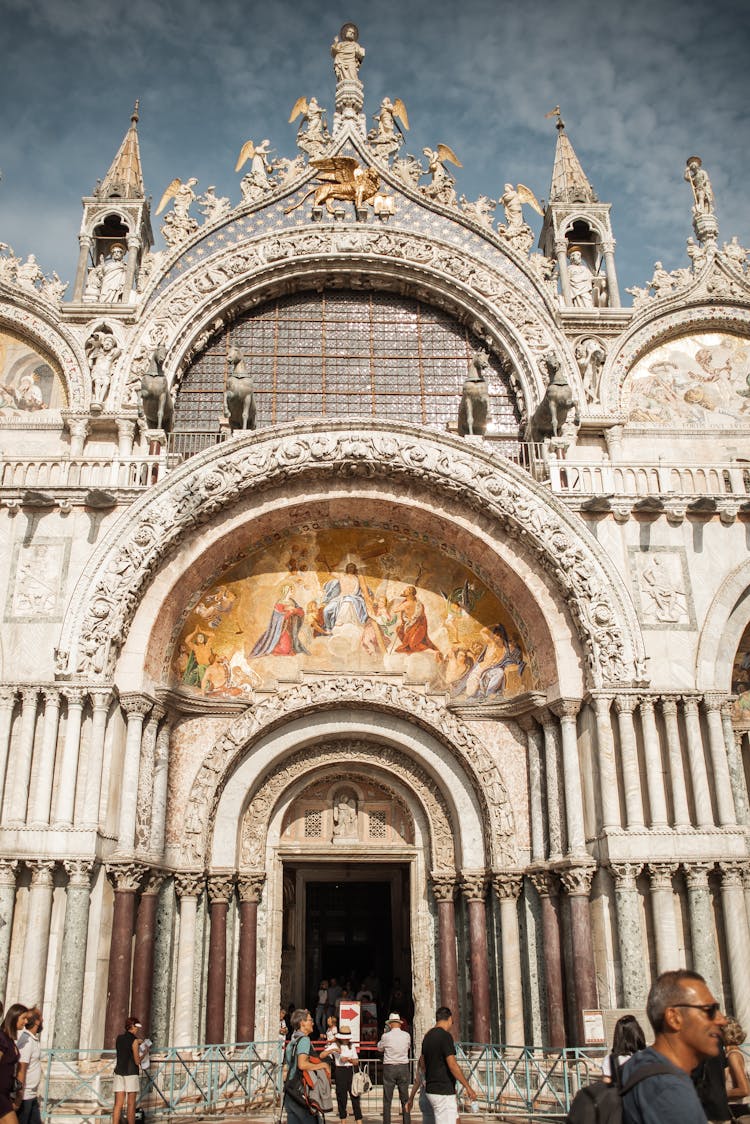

{"left": 622, "top": 1047, "right": 708, "bottom": 1124}
{"left": 286, "top": 1034, "right": 312, "bottom": 1080}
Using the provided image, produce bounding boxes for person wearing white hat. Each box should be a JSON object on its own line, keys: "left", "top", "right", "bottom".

{"left": 378, "top": 1013, "right": 412, "bottom": 1124}
{"left": 321, "top": 1024, "right": 363, "bottom": 1124}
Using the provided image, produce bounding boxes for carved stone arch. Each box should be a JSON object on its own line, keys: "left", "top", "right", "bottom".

{"left": 55, "top": 422, "right": 643, "bottom": 687}
{"left": 232, "top": 740, "right": 457, "bottom": 873}
{"left": 176, "top": 679, "right": 511, "bottom": 870}
{"left": 560, "top": 212, "right": 608, "bottom": 243}
{"left": 696, "top": 557, "right": 750, "bottom": 691}
{"left": 603, "top": 304, "right": 750, "bottom": 413}
{"left": 81, "top": 204, "right": 134, "bottom": 237}
{"left": 0, "top": 297, "right": 89, "bottom": 410}
{"left": 115, "top": 228, "right": 586, "bottom": 416}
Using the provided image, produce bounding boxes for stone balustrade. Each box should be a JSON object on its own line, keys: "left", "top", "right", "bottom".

{"left": 0, "top": 453, "right": 165, "bottom": 494}
{"left": 548, "top": 458, "right": 750, "bottom": 499}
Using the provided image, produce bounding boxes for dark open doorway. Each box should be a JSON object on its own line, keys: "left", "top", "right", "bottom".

{"left": 305, "top": 879, "right": 393, "bottom": 999}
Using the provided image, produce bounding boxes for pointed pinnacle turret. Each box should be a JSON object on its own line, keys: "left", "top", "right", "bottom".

{"left": 546, "top": 108, "right": 597, "bottom": 204}
{"left": 98, "top": 102, "right": 145, "bottom": 201}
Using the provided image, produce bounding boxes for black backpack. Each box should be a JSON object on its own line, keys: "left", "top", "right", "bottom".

{"left": 566, "top": 1055, "right": 675, "bottom": 1124}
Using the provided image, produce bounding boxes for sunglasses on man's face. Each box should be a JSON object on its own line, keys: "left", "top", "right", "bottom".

{"left": 671, "top": 1002, "right": 721, "bottom": 1020}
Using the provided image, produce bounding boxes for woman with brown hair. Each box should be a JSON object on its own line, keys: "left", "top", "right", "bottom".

{"left": 0, "top": 1004, "right": 29, "bottom": 1124}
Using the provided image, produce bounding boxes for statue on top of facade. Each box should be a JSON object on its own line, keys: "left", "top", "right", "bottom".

{"left": 458, "top": 349, "right": 492, "bottom": 436}
{"left": 531, "top": 352, "right": 579, "bottom": 441}
{"left": 198, "top": 186, "right": 231, "bottom": 224}
{"left": 331, "top": 23, "right": 364, "bottom": 84}
{"left": 99, "top": 244, "right": 128, "bottom": 302}
{"left": 567, "top": 248, "right": 594, "bottom": 308}
{"left": 684, "top": 156, "right": 714, "bottom": 215}
{"left": 290, "top": 97, "right": 330, "bottom": 159}
{"left": 86, "top": 329, "right": 121, "bottom": 408}
{"left": 156, "top": 177, "right": 200, "bottom": 247}
{"left": 459, "top": 195, "right": 496, "bottom": 227}
{"left": 368, "top": 97, "right": 409, "bottom": 158}
{"left": 16, "top": 254, "right": 45, "bottom": 291}
{"left": 421, "top": 144, "right": 462, "bottom": 206}
{"left": 499, "top": 183, "right": 543, "bottom": 231}
{"left": 285, "top": 156, "right": 379, "bottom": 218}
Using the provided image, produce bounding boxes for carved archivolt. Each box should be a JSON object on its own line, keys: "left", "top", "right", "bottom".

{"left": 0, "top": 297, "right": 89, "bottom": 410}
{"left": 56, "top": 423, "right": 643, "bottom": 687}
{"left": 182, "top": 677, "right": 515, "bottom": 869}
{"left": 239, "top": 743, "right": 456, "bottom": 873}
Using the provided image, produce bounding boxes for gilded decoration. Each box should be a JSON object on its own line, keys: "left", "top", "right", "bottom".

{"left": 0, "top": 328, "right": 68, "bottom": 417}
{"left": 623, "top": 332, "right": 750, "bottom": 427}
{"left": 168, "top": 527, "right": 533, "bottom": 703}
{"left": 732, "top": 622, "right": 750, "bottom": 724}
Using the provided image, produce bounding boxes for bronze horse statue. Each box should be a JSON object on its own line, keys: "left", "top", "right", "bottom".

{"left": 531, "top": 352, "right": 579, "bottom": 441}
{"left": 225, "top": 346, "right": 256, "bottom": 431}
{"left": 458, "top": 349, "right": 491, "bottom": 436}
{"left": 139, "top": 344, "right": 173, "bottom": 432}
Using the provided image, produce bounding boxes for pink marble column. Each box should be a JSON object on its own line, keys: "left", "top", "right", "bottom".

{"left": 104, "top": 863, "right": 145, "bottom": 1048}
{"left": 431, "top": 873, "right": 459, "bottom": 1026}
{"left": 131, "top": 871, "right": 163, "bottom": 1033}
{"left": 206, "top": 873, "right": 235, "bottom": 1044}
{"left": 462, "top": 872, "right": 491, "bottom": 1044}
{"left": 561, "top": 865, "right": 598, "bottom": 1044}
{"left": 236, "top": 872, "right": 265, "bottom": 1042}
{"left": 530, "top": 870, "right": 566, "bottom": 1048}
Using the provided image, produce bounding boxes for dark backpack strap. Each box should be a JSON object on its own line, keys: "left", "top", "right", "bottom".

{"left": 620, "top": 1063, "right": 680, "bottom": 1096}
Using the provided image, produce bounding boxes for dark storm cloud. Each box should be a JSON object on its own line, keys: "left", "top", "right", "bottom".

{"left": 1, "top": 0, "right": 748, "bottom": 294}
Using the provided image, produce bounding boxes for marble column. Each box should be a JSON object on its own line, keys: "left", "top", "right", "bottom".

{"left": 53, "top": 860, "right": 95, "bottom": 1048}
{"left": 23, "top": 859, "right": 56, "bottom": 1005}
{"left": 638, "top": 698, "right": 668, "bottom": 828}
{"left": 131, "top": 871, "right": 164, "bottom": 1032}
{"left": 601, "top": 241, "right": 621, "bottom": 307}
{"left": 0, "top": 688, "right": 17, "bottom": 808}
{"left": 648, "top": 863, "right": 679, "bottom": 975}
{"left": 150, "top": 719, "right": 171, "bottom": 860}
{"left": 614, "top": 696, "right": 645, "bottom": 829}
{"left": 81, "top": 689, "right": 112, "bottom": 827}
{"left": 492, "top": 871, "right": 525, "bottom": 1046}
{"left": 461, "top": 872, "right": 491, "bottom": 1044}
{"left": 0, "top": 860, "right": 18, "bottom": 999}
{"left": 703, "top": 695, "right": 737, "bottom": 826}
{"left": 538, "top": 710, "right": 564, "bottom": 860}
{"left": 206, "top": 874, "right": 235, "bottom": 1044}
{"left": 682, "top": 697, "right": 713, "bottom": 828}
{"left": 135, "top": 707, "right": 164, "bottom": 853}
{"left": 518, "top": 717, "right": 545, "bottom": 863}
{"left": 684, "top": 862, "right": 720, "bottom": 995}
{"left": 53, "top": 688, "right": 85, "bottom": 825}
{"left": 28, "top": 688, "right": 61, "bottom": 825}
{"left": 719, "top": 862, "right": 750, "bottom": 1031}
{"left": 561, "top": 865, "right": 597, "bottom": 1043}
{"left": 73, "top": 232, "right": 92, "bottom": 299}
{"left": 609, "top": 863, "right": 646, "bottom": 1007}
{"left": 529, "top": 871, "right": 565, "bottom": 1048}
{"left": 10, "top": 688, "right": 40, "bottom": 822}
{"left": 236, "top": 872, "right": 266, "bottom": 1042}
{"left": 661, "top": 697, "right": 691, "bottom": 828}
{"left": 591, "top": 694, "right": 620, "bottom": 830}
{"left": 173, "top": 872, "right": 204, "bottom": 1046}
{"left": 555, "top": 239, "right": 571, "bottom": 304}
{"left": 116, "top": 418, "right": 136, "bottom": 459}
{"left": 103, "top": 863, "right": 144, "bottom": 1048}
{"left": 431, "top": 873, "right": 460, "bottom": 1026}
{"left": 721, "top": 703, "right": 750, "bottom": 828}
{"left": 551, "top": 701, "right": 586, "bottom": 857}
{"left": 117, "top": 695, "right": 153, "bottom": 853}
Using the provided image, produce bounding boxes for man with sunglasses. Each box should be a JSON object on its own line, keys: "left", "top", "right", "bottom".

{"left": 622, "top": 969, "right": 727, "bottom": 1123}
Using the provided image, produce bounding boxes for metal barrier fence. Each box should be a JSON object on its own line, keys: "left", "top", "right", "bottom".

{"left": 36, "top": 1041, "right": 622, "bottom": 1122}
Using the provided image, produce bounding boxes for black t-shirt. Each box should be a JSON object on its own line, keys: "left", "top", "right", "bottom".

{"left": 692, "top": 1045, "right": 730, "bottom": 1119}
{"left": 114, "top": 1031, "right": 139, "bottom": 1077}
{"left": 421, "top": 1026, "right": 456, "bottom": 1095}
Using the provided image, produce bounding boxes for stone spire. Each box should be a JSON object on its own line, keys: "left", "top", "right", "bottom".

{"left": 547, "top": 108, "right": 597, "bottom": 204}
{"left": 98, "top": 103, "right": 145, "bottom": 201}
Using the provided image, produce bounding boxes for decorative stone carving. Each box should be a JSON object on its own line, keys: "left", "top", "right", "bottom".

{"left": 367, "top": 97, "right": 407, "bottom": 159}
{"left": 461, "top": 871, "right": 488, "bottom": 901}
{"left": 237, "top": 735, "right": 458, "bottom": 872}
{"left": 609, "top": 862, "right": 643, "bottom": 890}
{"left": 648, "top": 862, "right": 678, "bottom": 890}
{"left": 157, "top": 178, "right": 199, "bottom": 247}
{"left": 63, "top": 859, "right": 95, "bottom": 887}
{"left": 458, "top": 349, "right": 491, "bottom": 436}
{"left": 560, "top": 864, "right": 595, "bottom": 896}
{"left": 574, "top": 337, "right": 607, "bottom": 404}
{"left": 27, "top": 859, "right": 56, "bottom": 887}
{"left": 332, "top": 790, "right": 358, "bottom": 840}
{"left": 421, "top": 145, "right": 461, "bottom": 207}
{"left": 430, "top": 873, "right": 457, "bottom": 902}
{"left": 528, "top": 869, "right": 559, "bottom": 899}
{"left": 85, "top": 327, "right": 121, "bottom": 409}
{"left": 460, "top": 195, "right": 496, "bottom": 228}
{"left": 120, "top": 693, "right": 153, "bottom": 721}
{"left": 492, "top": 871, "right": 523, "bottom": 901}
{"left": 718, "top": 861, "right": 748, "bottom": 889}
{"left": 531, "top": 352, "right": 579, "bottom": 441}
{"left": 238, "top": 872, "right": 266, "bottom": 903}
{"left": 106, "top": 862, "right": 146, "bottom": 893}
{"left": 721, "top": 237, "right": 748, "bottom": 273}
{"left": 174, "top": 871, "right": 204, "bottom": 899}
{"left": 198, "top": 187, "right": 231, "bottom": 225}
{"left": 141, "top": 869, "right": 165, "bottom": 897}
{"left": 290, "top": 97, "right": 330, "bottom": 160}
{"left": 683, "top": 862, "right": 714, "bottom": 890}
{"left": 207, "top": 873, "right": 236, "bottom": 903}
{"left": 16, "top": 255, "right": 45, "bottom": 291}
{"left": 60, "top": 426, "right": 639, "bottom": 687}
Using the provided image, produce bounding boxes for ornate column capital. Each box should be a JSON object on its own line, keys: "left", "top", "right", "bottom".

{"left": 533, "top": 706, "right": 556, "bottom": 729}
{"left": 648, "top": 862, "right": 679, "bottom": 890}
{"left": 430, "top": 872, "right": 457, "bottom": 902}
{"left": 120, "top": 693, "right": 154, "bottom": 721}
{"left": 141, "top": 869, "right": 166, "bottom": 897}
{"left": 660, "top": 696, "right": 679, "bottom": 718}
{"left": 560, "top": 864, "right": 595, "bottom": 897}
{"left": 63, "top": 687, "right": 86, "bottom": 708}
{"left": 460, "top": 871, "right": 488, "bottom": 902}
{"left": 683, "top": 861, "right": 714, "bottom": 890}
{"left": 89, "top": 688, "right": 114, "bottom": 712}
{"left": 238, "top": 872, "right": 266, "bottom": 903}
{"left": 638, "top": 696, "right": 656, "bottom": 716}
{"left": 63, "top": 859, "right": 95, "bottom": 888}
{"left": 0, "top": 686, "right": 17, "bottom": 710}
{"left": 719, "top": 861, "right": 749, "bottom": 889}
{"left": 147, "top": 703, "right": 167, "bottom": 727}
{"left": 174, "top": 871, "right": 205, "bottom": 900}
{"left": 590, "top": 692, "right": 615, "bottom": 716}
{"left": 681, "top": 695, "right": 700, "bottom": 716}
{"left": 528, "top": 869, "right": 560, "bottom": 899}
{"left": 515, "top": 714, "right": 539, "bottom": 734}
{"left": 549, "top": 699, "right": 581, "bottom": 722}
{"left": 614, "top": 694, "right": 638, "bottom": 715}
{"left": 207, "top": 872, "right": 236, "bottom": 903}
{"left": 0, "top": 859, "right": 19, "bottom": 887}
{"left": 106, "top": 862, "right": 146, "bottom": 893}
{"left": 20, "top": 686, "right": 40, "bottom": 707}
{"left": 492, "top": 870, "right": 524, "bottom": 901}
{"left": 702, "top": 692, "right": 728, "bottom": 713}
{"left": 27, "top": 859, "right": 56, "bottom": 887}
{"left": 609, "top": 862, "right": 643, "bottom": 890}
{"left": 41, "top": 686, "right": 61, "bottom": 707}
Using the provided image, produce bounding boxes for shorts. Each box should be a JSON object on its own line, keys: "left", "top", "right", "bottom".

{"left": 113, "top": 1074, "right": 140, "bottom": 1094}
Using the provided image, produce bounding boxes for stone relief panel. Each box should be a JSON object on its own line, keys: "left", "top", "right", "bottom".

{"left": 167, "top": 526, "right": 533, "bottom": 704}
{"left": 732, "top": 621, "right": 750, "bottom": 725}
{"left": 628, "top": 547, "right": 696, "bottom": 631}
{"left": 283, "top": 773, "right": 414, "bottom": 847}
{"left": 4, "top": 538, "right": 71, "bottom": 621}
{"left": 622, "top": 332, "right": 750, "bottom": 427}
{"left": 0, "top": 328, "right": 67, "bottom": 417}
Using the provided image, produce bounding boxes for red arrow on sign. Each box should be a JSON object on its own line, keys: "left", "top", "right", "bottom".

{"left": 339, "top": 1006, "right": 358, "bottom": 1022}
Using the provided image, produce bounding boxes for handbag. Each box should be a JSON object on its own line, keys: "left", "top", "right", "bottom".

{"left": 284, "top": 1040, "right": 333, "bottom": 1115}
{"left": 351, "top": 1069, "right": 372, "bottom": 1097}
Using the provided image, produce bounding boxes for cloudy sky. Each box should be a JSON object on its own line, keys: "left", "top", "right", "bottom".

{"left": 1, "top": 0, "right": 748, "bottom": 297}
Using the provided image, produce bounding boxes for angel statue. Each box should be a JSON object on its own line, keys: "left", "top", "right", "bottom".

{"left": 289, "top": 96, "right": 330, "bottom": 159}
{"left": 499, "top": 183, "right": 543, "bottom": 231}
{"left": 422, "top": 144, "right": 462, "bottom": 206}
{"left": 156, "top": 177, "right": 199, "bottom": 247}
{"left": 285, "top": 156, "right": 380, "bottom": 217}
{"left": 368, "top": 97, "right": 409, "bottom": 158}
{"left": 235, "top": 138, "right": 274, "bottom": 203}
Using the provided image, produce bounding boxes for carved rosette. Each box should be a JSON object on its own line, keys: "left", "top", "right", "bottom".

{"left": 609, "top": 862, "right": 643, "bottom": 891}
{"left": 174, "top": 871, "right": 205, "bottom": 900}
{"left": 238, "top": 872, "right": 266, "bottom": 903}
{"left": 683, "top": 862, "right": 714, "bottom": 891}
{"left": 63, "top": 859, "right": 95, "bottom": 888}
{"left": 491, "top": 870, "right": 524, "bottom": 902}
{"left": 648, "top": 862, "right": 678, "bottom": 891}
{"left": 106, "top": 862, "right": 147, "bottom": 893}
{"left": 528, "top": 869, "right": 559, "bottom": 899}
{"left": 461, "top": 871, "right": 488, "bottom": 902}
{"left": 207, "top": 873, "right": 236, "bottom": 904}
{"left": 430, "top": 873, "right": 457, "bottom": 902}
{"left": 60, "top": 426, "right": 639, "bottom": 690}
{"left": 560, "top": 864, "right": 595, "bottom": 897}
